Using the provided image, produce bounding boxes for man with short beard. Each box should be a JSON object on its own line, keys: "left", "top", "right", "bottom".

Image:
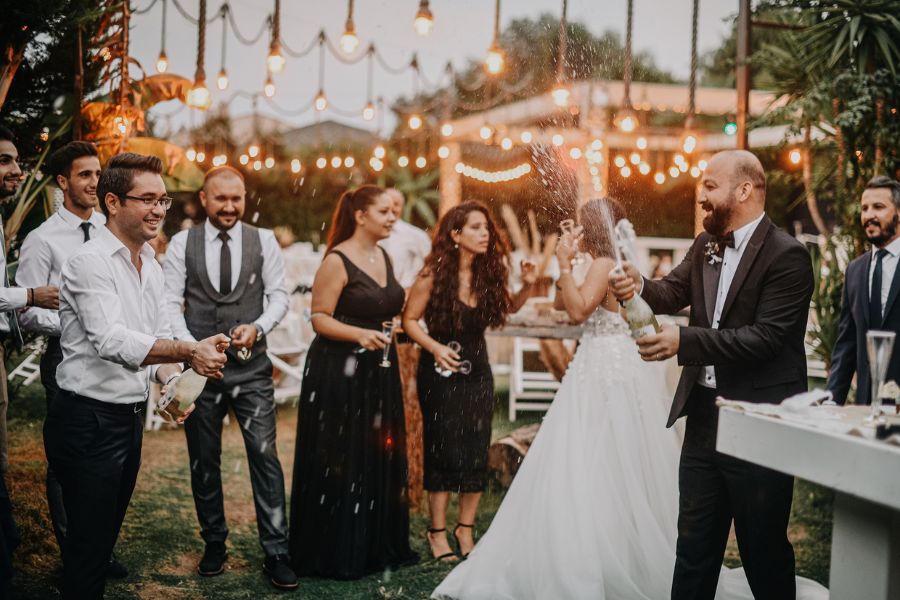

{"left": 828, "top": 176, "right": 900, "bottom": 405}
{"left": 162, "top": 165, "right": 296, "bottom": 589}
{"left": 610, "top": 150, "right": 815, "bottom": 600}
{"left": 0, "top": 126, "right": 61, "bottom": 473}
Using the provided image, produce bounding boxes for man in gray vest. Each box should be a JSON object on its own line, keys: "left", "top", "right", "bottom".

{"left": 163, "top": 166, "right": 297, "bottom": 590}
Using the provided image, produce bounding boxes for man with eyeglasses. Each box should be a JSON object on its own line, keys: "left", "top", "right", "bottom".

{"left": 44, "top": 152, "right": 229, "bottom": 599}
{"left": 163, "top": 165, "right": 296, "bottom": 589}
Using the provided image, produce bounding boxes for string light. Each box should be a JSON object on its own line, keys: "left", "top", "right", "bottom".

{"left": 636, "top": 137, "right": 647, "bottom": 150}
{"left": 156, "top": 50, "right": 169, "bottom": 73}
{"left": 373, "top": 145, "right": 386, "bottom": 159}
{"left": 614, "top": 156, "right": 626, "bottom": 168}
{"left": 187, "top": 79, "right": 211, "bottom": 109}
{"left": 789, "top": 149, "right": 802, "bottom": 165}
{"left": 654, "top": 172, "right": 665, "bottom": 184}
{"left": 217, "top": 68, "right": 229, "bottom": 90}
{"left": 413, "top": 0, "right": 434, "bottom": 36}
{"left": 156, "top": 0, "right": 169, "bottom": 73}
{"left": 698, "top": 159, "right": 708, "bottom": 170}
{"left": 638, "top": 162, "right": 650, "bottom": 175}
{"left": 629, "top": 152, "right": 640, "bottom": 165}
{"left": 315, "top": 89, "right": 328, "bottom": 111}
{"left": 415, "top": 156, "right": 427, "bottom": 168}
{"left": 196, "top": 151, "right": 206, "bottom": 162}
{"left": 501, "top": 137, "right": 513, "bottom": 150}
{"left": 621, "top": 166, "right": 632, "bottom": 178}
{"left": 316, "top": 157, "right": 327, "bottom": 168}
{"left": 340, "top": 0, "right": 359, "bottom": 54}
{"left": 291, "top": 158, "right": 301, "bottom": 173}
{"left": 454, "top": 161, "right": 532, "bottom": 183}
{"left": 591, "top": 139, "right": 602, "bottom": 150}
{"left": 264, "top": 157, "right": 274, "bottom": 168}
{"left": 398, "top": 155, "right": 409, "bottom": 167}
{"left": 408, "top": 114, "right": 423, "bottom": 130}
{"left": 239, "top": 154, "right": 249, "bottom": 165}
{"left": 264, "top": 75, "right": 276, "bottom": 97}
{"left": 678, "top": 161, "right": 689, "bottom": 173}
{"left": 520, "top": 131, "right": 533, "bottom": 143}
{"left": 552, "top": 134, "right": 564, "bottom": 147}
{"left": 331, "top": 156, "right": 342, "bottom": 168}
{"left": 438, "top": 145, "right": 450, "bottom": 158}
{"left": 344, "top": 156, "right": 355, "bottom": 168}
{"left": 362, "top": 101, "right": 376, "bottom": 121}
{"left": 616, "top": 108, "right": 638, "bottom": 132}
{"left": 212, "top": 154, "right": 227, "bottom": 166}
{"left": 682, "top": 134, "right": 697, "bottom": 154}
{"left": 479, "top": 126, "right": 492, "bottom": 140}
{"left": 690, "top": 166, "right": 701, "bottom": 177}
{"left": 267, "top": 43, "right": 286, "bottom": 73}
{"left": 441, "top": 123, "right": 453, "bottom": 136}
{"left": 248, "top": 145, "right": 260, "bottom": 158}
{"left": 485, "top": 43, "right": 505, "bottom": 75}
{"left": 369, "top": 157, "right": 384, "bottom": 171}
{"left": 669, "top": 166, "right": 680, "bottom": 178}
{"left": 569, "top": 147, "right": 582, "bottom": 159}
{"left": 186, "top": 148, "right": 197, "bottom": 161}
{"left": 253, "top": 160, "right": 262, "bottom": 171}
{"left": 551, "top": 83, "right": 570, "bottom": 107}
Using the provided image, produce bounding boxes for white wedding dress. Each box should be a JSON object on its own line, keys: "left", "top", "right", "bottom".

{"left": 432, "top": 307, "right": 828, "bottom": 600}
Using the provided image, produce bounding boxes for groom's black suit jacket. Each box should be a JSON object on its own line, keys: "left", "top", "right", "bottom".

{"left": 641, "top": 215, "right": 815, "bottom": 428}
{"left": 827, "top": 250, "right": 900, "bottom": 405}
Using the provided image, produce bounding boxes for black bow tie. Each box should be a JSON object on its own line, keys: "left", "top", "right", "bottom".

{"left": 716, "top": 231, "right": 736, "bottom": 250}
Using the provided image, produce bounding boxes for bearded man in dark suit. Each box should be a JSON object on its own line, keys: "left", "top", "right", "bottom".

{"left": 610, "top": 150, "right": 814, "bottom": 600}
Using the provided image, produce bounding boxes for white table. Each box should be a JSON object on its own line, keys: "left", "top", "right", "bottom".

{"left": 716, "top": 405, "right": 900, "bottom": 599}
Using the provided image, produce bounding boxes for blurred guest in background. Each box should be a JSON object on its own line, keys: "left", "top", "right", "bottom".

{"left": 290, "top": 185, "right": 417, "bottom": 579}
{"left": 379, "top": 188, "right": 431, "bottom": 289}
{"left": 402, "top": 201, "right": 534, "bottom": 561}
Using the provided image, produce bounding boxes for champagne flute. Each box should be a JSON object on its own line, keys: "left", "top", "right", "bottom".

{"left": 866, "top": 330, "right": 896, "bottom": 424}
{"left": 379, "top": 320, "right": 395, "bottom": 368}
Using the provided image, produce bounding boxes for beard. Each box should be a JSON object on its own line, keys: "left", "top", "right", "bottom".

{"left": 702, "top": 201, "right": 734, "bottom": 237}
{"left": 0, "top": 185, "right": 17, "bottom": 199}
{"left": 864, "top": 211, "right": 899, "bottom": 247}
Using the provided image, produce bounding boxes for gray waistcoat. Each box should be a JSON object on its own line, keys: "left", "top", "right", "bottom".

{"left": 184, "top": 222, "right": 271, "bottom": 384}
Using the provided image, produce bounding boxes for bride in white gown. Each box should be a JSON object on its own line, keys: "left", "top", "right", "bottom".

{"left": 432, "top": 199, "right": 828, "bottom": 600}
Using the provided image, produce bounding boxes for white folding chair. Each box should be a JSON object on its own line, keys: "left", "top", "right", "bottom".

{"left": 508, "top": 337, "right": 561, "bottom": 421}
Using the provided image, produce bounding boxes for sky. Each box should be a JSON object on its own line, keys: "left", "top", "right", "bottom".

{"left": 128, "top": 0, "right": 739, "bottom": 136}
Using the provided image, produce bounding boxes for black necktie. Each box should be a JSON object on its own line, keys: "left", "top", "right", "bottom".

{"left": 80, "top": 222, "right": 91, "bottom": 242}
{"left": 218, "top": 231, "right": 232, "bottom": 295}
{"left": 870, "top": 249, "right": 889, "bottom": 326}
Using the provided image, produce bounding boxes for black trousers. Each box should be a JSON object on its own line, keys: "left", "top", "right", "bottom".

{"left": 39, "top": 337, "right": 67, "bottom": 551}
{"left": 671, "top": 386, "right": 796, "bottom": 600}
{"left": 44, "top": 391, "right": 143, "bottom": 600}
{"left": 183, "top": 378, "right": 289, "bottom": 555}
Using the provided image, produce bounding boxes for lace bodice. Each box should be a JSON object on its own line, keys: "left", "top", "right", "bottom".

{"left": 581, "top": 306, "right": 630, "bottom": 338}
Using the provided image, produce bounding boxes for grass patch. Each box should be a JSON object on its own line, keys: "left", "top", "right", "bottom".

{"left": 9, "top": 376, "right": 830, "bottom": 598}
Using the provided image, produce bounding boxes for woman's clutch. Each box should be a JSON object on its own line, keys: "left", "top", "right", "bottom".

{"left": 156, "top": 368, "right": 208, "bottom": 423}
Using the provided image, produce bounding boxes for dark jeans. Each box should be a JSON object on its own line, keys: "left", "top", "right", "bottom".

{"left": 44, "top": 391, "right": 143, "bottom": 600}
{"left": 39, "top": 337, "right": 67, "bottom": 551}
{"left": 671, "top": 386, "right": 796, "bottom": 600}
{"left": 183, "top": 379, "right": 289, "bottom": 555}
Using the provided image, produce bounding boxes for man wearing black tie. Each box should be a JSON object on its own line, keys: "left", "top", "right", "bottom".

{"left": 0, "top": 125, "right": 60, "bottom": 473}
{"left": 610, "top": 150, "right": 814, "bottom": 600}
{"left": 163, "top": 166, "right": 296, "bottom": 589}
{"left": 17, "top": 141, "right": 113, "bottom": 570}
{"left": 828, "top": 176, "right": 900, "bottom": 405}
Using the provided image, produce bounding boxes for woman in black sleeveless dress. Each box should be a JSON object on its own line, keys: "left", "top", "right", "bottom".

{"left": 402, "top": 201, "right": 535, "bottom": 561}
{"left": 289, "top": 186, "right": 417, "bottom": 579}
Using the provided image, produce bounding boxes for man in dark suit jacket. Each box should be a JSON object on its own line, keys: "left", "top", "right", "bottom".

{"left": 610, "top": 150, "right": 814, "bottom": 600}
{"left": 828, "top": 176, "right": 900, "bottom": 405}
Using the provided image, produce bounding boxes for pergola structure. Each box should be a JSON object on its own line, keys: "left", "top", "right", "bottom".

{"left": 438, "top": 79, "right": 794, "bottom": 229}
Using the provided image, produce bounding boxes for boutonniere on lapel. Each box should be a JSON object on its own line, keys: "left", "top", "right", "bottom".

{"left": 704, "top": 241, "right": 723, "bottom": 265}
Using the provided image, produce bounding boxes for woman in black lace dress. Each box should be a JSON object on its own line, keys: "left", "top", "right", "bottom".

{"left": 289, "top": 185, "right": 417, "bottom": 579}
{"left": 402, "top": 201, "right": 535, "bottom": 562}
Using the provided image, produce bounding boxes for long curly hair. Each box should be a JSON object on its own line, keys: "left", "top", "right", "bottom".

{"left": 578, "top": 197, "right": 626, "bottom": 259}
{"left": 423, "top": 201, "right": 511, "bottom": 334}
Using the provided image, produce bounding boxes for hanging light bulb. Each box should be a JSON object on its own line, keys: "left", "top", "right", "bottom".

{"left": 156, "top": 50, "right": 169, "bottom": 73}
{"left": 186, "top": 147, "right": 197, "bottom": 161}
{"left": 253, "top": 160, "right": 262, "bottom": 171}
{"left": 441, "top": 123, "right": 453, "bottom": 136}
{"left": 415, "top": 156, "right": 427, "bottom": 168}
{"left": 267, "top": 41, "right": 286, "bottom": 73}
{"left": 654, "top": 172, "right": 666, "bottom": 184}
{"left": 291, "top": 159, "right": 302, "bottom": 173}
{"left": 398, "top": 155, "right": 409, "bottom": 167}
{"left": 479, "top": 125, "right": 492, "bottom": 140}
{"left": 629, "top": 152, "right": 641, "bottom": 165}
{"left": 373, "top": 145, "right": 386, "bottom": 159}
{"left": 331, "top": 156, "right": 342, "bottom": 168}
{"left": 413, "top": 0, "right": 434, "bottom": 36}
{"left": 682, "top": 133, "right": 698, "bottom": 154}
{"left": 265, "top": 157, "right": 275, "bottom": 169}
{"left": 551, "top": 83, "right": 570, "bottom": 107}
{"left": 438, "top": 145, "right": 450, "bottom": 158}
{"left": 216, "top": 68, "right": 229, "bottom": 90}
{"left": 187, "top": 78, "right": 211, "bottom": 110}
{"left": 408, "top": 114, "right": 423, "bottom": 130}
{"left": 196, "top": 151, "right": 206, "bottom": 163}
{"left": 340, "top": 19, "right": 359, "bottom": 54}
{"left": 239, "top": 154, "right": 249, "bottom": 165}
{"left": 552, "top": 134, "right": 564, "bottom": 147}
{"left": 789, "top": 149, "right": 802, "bottom": 165}
{"left": 264, "top": 75, "right": 276, "bottom": 97}
{"left": 485, "top": 42, "right": 505, "bottom": 75}
{"left": 362, "top": 101, "right": 376, "bottom": 121}
{"left": 520, "top": 131, "right": 533, "bottom": 143}
{"left": 315, "top": 89, "right": 328, "bottom": 111}
{"left": 316, "top": 157, "right": 327, "bottom": 169}
{"left": 638, "top": 162, "right": 651, "bottom": 175}
{"left": 615, "top": 106, "right": 639, "bottom": 132}
{"left": 569, "top": 147, "right": 582, "bottom": 159}
{"left": 636, "top": 137, "right": 647, "bottom": 150}
{"left": 500, "top": 137, "right": 513, "bottom": 150}
{"left": 248, "top": 144, "right": 260, "bottom": 158}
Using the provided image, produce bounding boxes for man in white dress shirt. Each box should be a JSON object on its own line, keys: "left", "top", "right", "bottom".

{"left": 379, "top": 188, "right": 431, "bottom": 288}
{"left": 163, "top": 166, "right": 296, "bottom": 589}
{"left": 0, "top": 125, "right": 59, "bottom": 473}
{"left": 16, "top": 140, "right": 110, "bottom": 568}
{"left": 829, "top": 176, "right": 900, "bottom": 405}
{"left": 43, "top": 153, "right": 228, "bottom": 600}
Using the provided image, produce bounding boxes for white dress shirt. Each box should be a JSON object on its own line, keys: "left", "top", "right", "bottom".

{"left": 0, "top": 216, "right": 28, "bottom": 333}
{"left": 698, "top": 212, "right": 766, "bottom": 388}
{"left": 163, "top": 220, "right": 289, "bottom": 342}
{"left": 56, "top": 226, "right": 172, "bottom": 404}
{"left": 868, "top": 235, "right": 900, "bottom": 317}
{"left": 379, "top": 219, "right": 431, "bottom": 288}
{"left": 17, "top": 205, "right": 106, "bottom": 335}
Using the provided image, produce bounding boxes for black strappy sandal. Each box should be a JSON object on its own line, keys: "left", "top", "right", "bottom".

{"left": 426, "top": 527, "right": 459, "bottom": 562}
{"left": 453, "top": 522, "right": 475, "bottom": 559}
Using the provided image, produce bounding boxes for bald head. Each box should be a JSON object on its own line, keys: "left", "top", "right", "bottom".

{"left": 698, "top": 150, "right": 767, "bottom": 236}
{"left": 385, "top": 187, "right": 405, "bottom": 219}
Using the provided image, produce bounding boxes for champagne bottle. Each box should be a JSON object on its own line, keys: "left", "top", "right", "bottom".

{"left": 622, "top": 292, "right": 662, "bottom": 339}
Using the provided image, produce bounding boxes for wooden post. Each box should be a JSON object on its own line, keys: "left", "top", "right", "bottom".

{"left": 439, "top": 141, "right": 462, "bottom": 216}
{"left": 735, "top": 0, "right": 751, "bottom": 150}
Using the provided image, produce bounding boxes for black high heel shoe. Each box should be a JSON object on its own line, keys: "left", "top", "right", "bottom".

{"left": 453, "top": 522, "right": 475, "bottom": 559}
{"left": 426, "top": 527, "right": 458, "bottom": 562}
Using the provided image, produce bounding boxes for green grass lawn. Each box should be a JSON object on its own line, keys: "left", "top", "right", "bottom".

{"left": 8, "top": 375, "right": 831, "bottom": 599}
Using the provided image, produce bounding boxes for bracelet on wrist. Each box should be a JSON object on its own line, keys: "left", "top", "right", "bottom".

{"left": 188, "top": 342, "right": 199, "bottom": 369}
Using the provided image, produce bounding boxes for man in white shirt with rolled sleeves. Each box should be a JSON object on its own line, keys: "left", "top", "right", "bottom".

{"left": 16, "top": 140, "right": 106, "bottom": 564}
{"left": 44, "top": 152, "right": 229, "bottom": 600}
{"left": 379, "top": 188, "right": 431, "bottom": 289}
{"left": 162, "top": 165, "right": 296, "bottom": 589}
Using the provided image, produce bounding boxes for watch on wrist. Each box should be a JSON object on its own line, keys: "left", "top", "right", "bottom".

{"left": 254, "top": 324, "right": 265, "bottom": 341}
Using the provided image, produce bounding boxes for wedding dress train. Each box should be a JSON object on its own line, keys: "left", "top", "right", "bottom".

{"left": 432, "top": 308, "right": 828, "bottom": 600}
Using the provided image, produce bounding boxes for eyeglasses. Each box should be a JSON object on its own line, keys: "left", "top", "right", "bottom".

{"left": 117, "top": 194, "right": 174, "bottom": 210}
